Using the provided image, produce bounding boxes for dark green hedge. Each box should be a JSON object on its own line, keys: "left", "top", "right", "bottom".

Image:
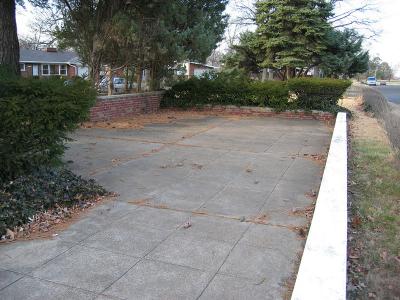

{"left": 287, "top": 78, "right": 352, "bottom": 111}
{"left": 0, "top": 77, "right": 96, "bottom": 181}
{"left": 162, "top": 75, "right": 351, "bottom": 112}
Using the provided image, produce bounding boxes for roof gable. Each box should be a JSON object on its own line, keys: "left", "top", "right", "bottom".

{"left": 20, "top": 48, "right": 81, "bottom": 64}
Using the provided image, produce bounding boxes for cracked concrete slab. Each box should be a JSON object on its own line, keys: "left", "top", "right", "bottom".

{"left": 1, "top": 115, "right": 331, "bottom": 299}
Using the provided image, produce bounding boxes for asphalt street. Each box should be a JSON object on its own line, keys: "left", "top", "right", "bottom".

{"left": 373, "top": 84, "right": 400, "bottom": 105}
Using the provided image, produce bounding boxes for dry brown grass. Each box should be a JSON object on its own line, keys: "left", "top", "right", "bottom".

{"left": 344, "top": 96, "right": 400, "bottom": 299}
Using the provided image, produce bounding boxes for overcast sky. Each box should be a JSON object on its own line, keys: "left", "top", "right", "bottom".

{"left": 16, "top": 0, "right": 400, "bottom": 75}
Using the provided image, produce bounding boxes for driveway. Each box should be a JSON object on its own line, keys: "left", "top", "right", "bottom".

{"left": 0, "top": 115, "right": 331, "bottom": 299}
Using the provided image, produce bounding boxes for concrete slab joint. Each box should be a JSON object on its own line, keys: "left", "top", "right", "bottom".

{"left": 291, "top": 112, "right": 348, "bottom": 300}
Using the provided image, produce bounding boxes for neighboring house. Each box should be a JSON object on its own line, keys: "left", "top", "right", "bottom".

{"left": 180, "top": 62, "right": 217, "bottom": 78}
{"left": 19, "top": 48, "right": 88, "bottom": 78}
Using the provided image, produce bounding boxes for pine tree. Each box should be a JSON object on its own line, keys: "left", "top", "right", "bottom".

{"left": 255, "top": 0, "right": 333, "bottom": 79}
{"left": 320, "top": 28, "right": 369, "bottom": 78}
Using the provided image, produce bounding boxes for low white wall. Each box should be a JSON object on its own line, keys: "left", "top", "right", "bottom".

{"left": 291, "top": 112, "right": 348, "bottom": 300}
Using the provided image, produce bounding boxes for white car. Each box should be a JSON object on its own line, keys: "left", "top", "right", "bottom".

{"left": 99, "top": 77, "right": 126, "bottom": 92}
{"left": 367, "top": 76, "right": 377, "bottom": 86}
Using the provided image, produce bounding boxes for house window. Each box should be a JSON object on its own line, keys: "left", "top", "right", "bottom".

{"left": 50, "top": 64, "right": 58, "bottom": 75}
{"left": 60, "top": 65, "right": 67, "bottom": 75}
{"left": 42, "top": 64, "right": 49, "bottom": 75}
{"left": 20, "top": 63, "right": 26, "bottom": 71}
{"left": 42, "top": 64, "right": 66, "bottom": 76}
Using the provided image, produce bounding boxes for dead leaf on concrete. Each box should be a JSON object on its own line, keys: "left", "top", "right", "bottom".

{"left": 290, "top": 206, "right": 314, "bottom": 219}
{"left": 191, "top": 163, "right": 203, "bottom": 170}
{"left": 250, "top": 214, "right": 268, "bottom": 224}
{"left": 298, "top": 227, "right": 306, "bottom": 238}
{"left": 127, "top": 198, "right": 151, "bottom": 205}
{"left": 183, "top": 220, "right": 192, "bottom": 229}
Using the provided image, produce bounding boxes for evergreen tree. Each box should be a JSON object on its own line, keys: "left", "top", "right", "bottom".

{"left": 221, "top": 31, "right": 262, "bottom": 75}
{"left": 255, "top": 0, "right": 333, "bottom": 79}
{"left": 320, "top": 28, "right": 369, "bottom": 78}
{"left": 55, "top": 0, "right": 228, "bottom": 90}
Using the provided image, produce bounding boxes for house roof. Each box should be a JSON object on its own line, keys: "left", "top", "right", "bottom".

{"left": 188, "top": 61, "right": 216, "bottom": 69}
{"left": 20, "top": 48, "right": 82, "bottom": 64}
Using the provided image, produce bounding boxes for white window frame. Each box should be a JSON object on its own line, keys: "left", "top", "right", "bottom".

{"left": 20, "top": 63, "right": 26, "bottom": 71}
{"left": 60, "top": 64, "right": 67, "bottom": 76}
{"left": 42, "top": 64, "right": 50, "bottom": 75}
{"left": 42, "top": 64, "right": 67, "bottom": 76}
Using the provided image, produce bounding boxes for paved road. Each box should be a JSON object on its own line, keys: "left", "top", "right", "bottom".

{"left": 373, "top": 84, "right": 400, "bottom": 105}
{"left": 0, "top": 115, "right": 331, "bottom": 300}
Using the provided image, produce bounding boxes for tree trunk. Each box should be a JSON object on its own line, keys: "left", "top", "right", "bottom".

{"left": 124, "top": 67, "right": 129, "bottom": 91}
{"left": 313, "top": 66, "right": 319, "bottom": 78}
{"left": 106, "top": 65, "right": 113, "bottom": 96}
{"left": 0, "top": 0, "right": 20, "bottom": 76}
{"left": 286, "top": 66, "right": 292, "bottom": 80}
{"left": 89, "top": 53, "right": 101, "bottom": 87}
{"left": 136, "top": 64, "right": 142, "bottom": 92}
{"left": 261, "top": 68, "right": 267, "bottom": 82}
{"left": 268, "top": 68, "right": 274, "bottom": 80}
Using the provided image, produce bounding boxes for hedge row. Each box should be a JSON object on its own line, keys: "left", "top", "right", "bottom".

{"left": 162, "top": 75, "right": 351, "bottom": 112}
{"left": 0, "top": 77, "right": 96, "bottom": 181}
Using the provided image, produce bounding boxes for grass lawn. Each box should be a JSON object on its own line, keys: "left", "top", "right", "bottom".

{"left": 344, "top": 97, "right": 400, "bottom": 299}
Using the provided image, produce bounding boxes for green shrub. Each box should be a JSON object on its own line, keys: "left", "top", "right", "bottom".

{"left": 0, "top": 77, "right": 96, "bottom": 181}
{"left": 162, "top": 72, "right": 251, "bottom": 108}
{"left": 286, "top": 78, "right": 351, "bottom": 111}
{"left": 0, "top": 167, "right": 107, "bottom": 235}
{"left": 162, "top": 75, "right": 350, "bottom": 113}
{"left": 249, "top": 81, "right": 290, "bottom": 110}
{"left": 162, "top": 73, "right": 285, "bottom": 109}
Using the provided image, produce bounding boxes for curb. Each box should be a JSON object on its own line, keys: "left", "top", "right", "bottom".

{"left": 291, "top": 112, "right": 348, "bottom": 300}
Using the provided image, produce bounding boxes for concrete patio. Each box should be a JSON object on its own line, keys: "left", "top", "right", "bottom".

{"left": 0, "top": 115, "right": 331, "bottom": 299}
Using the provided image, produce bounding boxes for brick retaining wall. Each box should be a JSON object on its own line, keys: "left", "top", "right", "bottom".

{"left": 89, "top": 91, "right": 164, "bottom": 122}
{"left": 89, "top": 92, "right": 334, "bottom": 122}
{"left": 200, "top": 105, "right": 334, "bottom": 121}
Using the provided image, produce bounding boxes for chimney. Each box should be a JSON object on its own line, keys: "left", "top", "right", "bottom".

{"left": 44, "top": 47, "right": 57, "bottom": 52}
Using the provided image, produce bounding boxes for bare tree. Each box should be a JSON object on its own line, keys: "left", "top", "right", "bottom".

{"left": 328, "top": 0, "right": 380, "bottom": 39}
{"left": 206, "top": 50, "right": 225, "bottom": 67}
{"left": 231, "top": 0, "right": 257, "bottom": 26}
{"left": 18, "top": 5, "right": 61, "bottom": 49}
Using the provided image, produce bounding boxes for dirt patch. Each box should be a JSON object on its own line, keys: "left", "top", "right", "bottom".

{"left": 342, "top": 97, "right": 391, "bottom": 145}
{"left": 82, "top": 109, "right": 244, "bottom": 129}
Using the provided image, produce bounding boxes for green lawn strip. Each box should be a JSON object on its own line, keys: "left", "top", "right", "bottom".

{"left": 348, "top": 138, "right": 400, "bottom": 297}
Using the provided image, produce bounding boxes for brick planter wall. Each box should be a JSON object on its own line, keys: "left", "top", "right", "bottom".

{"left": 200, "top": 105, "right": 335, "bottom": 121}
{"left": 90, "top": 92, "right": 334, "bottom": 122}
{"left": 89, "top": 91, "right": 164, "bottom": 121}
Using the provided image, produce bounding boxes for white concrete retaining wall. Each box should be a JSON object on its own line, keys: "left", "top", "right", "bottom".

{"left": 291, "top": 112, "right": 348, "bottom": 300}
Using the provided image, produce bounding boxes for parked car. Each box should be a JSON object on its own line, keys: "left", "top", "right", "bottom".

{"left": 379, "top": 80, "right": 387, "bottom": 86}
{"left": 99, "top": 77, "right": 126, "bottom": 93}
{"left": 367, "top": 76, "right": 377, "bottom": 86}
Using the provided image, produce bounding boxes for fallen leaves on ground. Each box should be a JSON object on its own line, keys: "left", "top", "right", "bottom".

{"left": 1, "top": 195, "right": 114, "bottom": 242}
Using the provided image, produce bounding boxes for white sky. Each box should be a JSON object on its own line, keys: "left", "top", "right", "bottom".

{"left": 16, "top": 0, "right": 400, "bottom": 75}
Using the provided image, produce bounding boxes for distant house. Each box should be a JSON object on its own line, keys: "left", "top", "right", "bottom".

{"left": 180, "top": 62, "right": 217, "bottom": 78}
{"left": 19, "top": 48, "right": 88, "bottom": 78}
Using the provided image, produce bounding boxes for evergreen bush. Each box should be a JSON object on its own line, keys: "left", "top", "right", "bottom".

{"left": 162, "top": 74, "right": 351, "bottom": 113}
{"left": 0, "top": 77, "right": 96, "bottom": 181}
{"left": 286, "top": 78, "right": 351, "bottom": 111}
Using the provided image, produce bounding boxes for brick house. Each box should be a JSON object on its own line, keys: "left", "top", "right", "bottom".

{"left": 19, "top": 48, "right": 88, "bottom": 78}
